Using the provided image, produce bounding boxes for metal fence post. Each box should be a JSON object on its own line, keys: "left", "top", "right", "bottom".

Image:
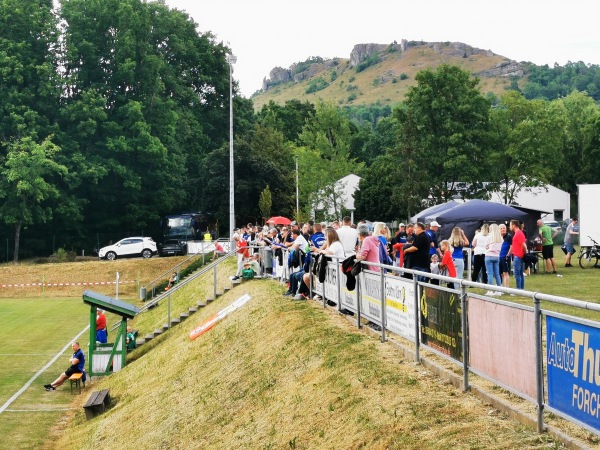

{"left": 534, "top": 293, "right": 545, "bottom": 433}
{"left": 380, "top": 268, "right": 387, "bottom": 342}
{"left": 202, "top": 242, "right": 205, "bottom": 265}
{"left": 356, "top": 268, "right": 362, "bottom": 328}
{"left": 461, "top": 283, "right": 470, "bottom": 391}
{"left": 413, "top": 275, "right": 420, "bottom": 363}
{"left": 167, "top": 293, "right": 171, "bottom": 329}
{"left": 336, "top": 258, "right": 342, "bottom": 312}
{"left": 213, "top": 265, "right": 217, "bottom": 299}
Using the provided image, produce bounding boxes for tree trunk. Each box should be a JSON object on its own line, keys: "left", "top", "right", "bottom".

{"left": 13, "top": 220, "right": 22, "bottom": 264}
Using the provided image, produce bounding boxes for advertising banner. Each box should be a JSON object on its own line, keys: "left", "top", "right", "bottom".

{"left": 420, "top": 286, "right": 462, "bottom": 361}
{"left": 384, "top": 276, "right": 416, "bottom": 341}
{"left": 468, "top": 298, "right": 536, "bottom": 399}
{"left": 547, "top": 315, "right": 600, "bottom": 433}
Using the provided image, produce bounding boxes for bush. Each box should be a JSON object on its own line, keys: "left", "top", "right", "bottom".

{"left": 347, "top": 93, "right": 357, "bottom": 102}
{"left": 399, "top": 73, "right": 408, "bottom": 80}
{"left": 356, "top": 54, "right": 380, "bottom": 73}
{"left": 305, "top": 77, "right": 329, "bottom": 94}
{"left": 349, "top": 76, "right": 355, "bottom": 82}
{"left": 330, "top": 71, "right": 338, "bottom": 82}
{"left": 55, "top": 248, "right": 67, "bottom": 263}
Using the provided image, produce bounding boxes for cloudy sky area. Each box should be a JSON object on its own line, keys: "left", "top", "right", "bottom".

{"left": 164, "top": 0, "right": 600, "bottom": 98}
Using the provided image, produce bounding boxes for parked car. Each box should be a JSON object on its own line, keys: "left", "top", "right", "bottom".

{"left": 543, "top": 220, "right": 562, "bottom": 236}
{"left": 159, "top": 239, "right": 187, "bottom": 257}
{"left": 98, "top": 237, "right": 157, "bottom": 260}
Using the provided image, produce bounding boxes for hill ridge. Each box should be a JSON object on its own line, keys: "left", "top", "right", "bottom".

{"left": 252, "top": 40, "right": 524, "bottom": 109}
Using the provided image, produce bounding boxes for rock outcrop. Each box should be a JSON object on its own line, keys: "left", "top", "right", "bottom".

{"left": 476, "top": 61, "right": 525, "bottom": 78}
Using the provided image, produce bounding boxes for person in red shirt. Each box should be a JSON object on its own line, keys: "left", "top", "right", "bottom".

{"left": 510, "top": 219, "right": 527, "bottom": 289}
{"left": 96, "top": 309, "right": 107, "bottom": 343}
{"left": 439, "top": 239, "right": 457, "bottom": 289}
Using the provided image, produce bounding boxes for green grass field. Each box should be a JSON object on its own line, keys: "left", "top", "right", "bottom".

{"left": 0, "top": 298, "right": 91, "bottom": 449}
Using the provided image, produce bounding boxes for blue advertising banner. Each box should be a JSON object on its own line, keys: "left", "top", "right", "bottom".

{"left": 547, "top": 315, "right": 600, "bottom": 433}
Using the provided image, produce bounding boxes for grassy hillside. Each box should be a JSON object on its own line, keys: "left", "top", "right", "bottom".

{"left": 43, "top": 279, "right": 570, "bottom": 449}
{"left": 252, "top": 43, "right": 518, "bottom": 110}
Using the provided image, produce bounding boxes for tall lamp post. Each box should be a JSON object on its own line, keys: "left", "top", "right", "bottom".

{"left": 295, "top": 155, "right": 299, "bottom": 219}
{"left": 226, "top": 53, "right": 236, "bottom": 246}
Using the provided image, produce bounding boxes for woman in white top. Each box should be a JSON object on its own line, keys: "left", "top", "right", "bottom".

{"left": 484, "top": 224, "right": 503, "bottom": 294}
{"left": 471, "top": 223, "right": 489, "bottom": 284}
{"left": 301, "top": 228, "right": 345, "bottom": 299}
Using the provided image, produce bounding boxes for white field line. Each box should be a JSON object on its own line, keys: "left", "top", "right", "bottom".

{"left": 4, "top": 408, "right": 78, "bottom": 412}
{"left": 0, "top": 325, "right": 90, "bottom": 415}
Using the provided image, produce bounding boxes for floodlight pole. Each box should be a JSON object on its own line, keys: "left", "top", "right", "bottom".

{"left": 295, "top": 155, "right": 299, "bottom": 219}
{"left": 226, "top": 53, "right": 237, "bottom": 246}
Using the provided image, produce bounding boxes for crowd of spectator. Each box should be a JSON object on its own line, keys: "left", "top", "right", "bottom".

{"left": 229, "top": 216, "right": 573, "bottom": 298}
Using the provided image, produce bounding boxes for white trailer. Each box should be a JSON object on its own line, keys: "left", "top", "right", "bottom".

{"left": 578, "top": 184, "right": 600, "bottom": 247}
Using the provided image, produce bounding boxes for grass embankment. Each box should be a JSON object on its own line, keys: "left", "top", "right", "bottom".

{"left": 45, "top": 280, "right": 563, "bottom": 450}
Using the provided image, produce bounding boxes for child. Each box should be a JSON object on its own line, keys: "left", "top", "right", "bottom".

{"left": 430, "top": 254, "right": 440, "bottom": 285}
{"left": 439, "top": 240, "right": 457, "bottom": 289}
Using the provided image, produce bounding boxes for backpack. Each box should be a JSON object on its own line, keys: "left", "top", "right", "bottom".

{"left": 241, "top": 268, "right": 255, "bottom": 279}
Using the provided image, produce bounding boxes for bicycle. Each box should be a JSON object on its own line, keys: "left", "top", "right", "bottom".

{"left": 578, "top": 236, "right": 600, "bottom": 269}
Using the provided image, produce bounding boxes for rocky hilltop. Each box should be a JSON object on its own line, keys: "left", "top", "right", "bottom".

{"left": 254, "top": 39, "right": 525, "bottom": 109}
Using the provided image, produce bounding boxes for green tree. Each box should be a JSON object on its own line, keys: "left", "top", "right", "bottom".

{"left": 298, "top": 102, "right": 363, "bottom": 220}
{"left": 0, "top": 137, "right": 67, "bottom": 262}
{"left": 488, "top": 91, "right": 564, "bottom": 203}
{"left": 0, "top": 0, "right": 59, "bottom": 146}
{"left": 394, "top": 65, "right": 491, "bottom": 204}
{"left": 258, "top": 185, "right": 272, "bottom": 224}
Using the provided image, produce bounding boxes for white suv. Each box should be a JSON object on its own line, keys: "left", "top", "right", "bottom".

{"left": 98, "top": 237, "right": 157, "bottom": 260}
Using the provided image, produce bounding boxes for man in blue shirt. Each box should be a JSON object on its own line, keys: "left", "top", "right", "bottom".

{"left": 310, "top": 223, "right": 326, "bottom": 248}
{"left": 426, "top": 221, "right": 441, "bottom": 257}
{"left": 44, "top": 342, "right": 85, "bottom": 391}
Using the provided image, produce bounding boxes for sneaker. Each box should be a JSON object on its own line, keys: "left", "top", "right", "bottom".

{"left": 44, "top": 384, "right": 55, "bottom": 391}
{"left": 231, "top": 276, "right": 240, "bottom": 281}
{"left": 485, "top": 291, "right": 494, "bottom": 296}
{"left": 313, "top": 295, "right": 323, "bottom": 301}
{"left": 292, "top": 293, "right": 307, "bottom": 301}
{"left": 283, "top": 291, "right": 293, "bottom": 296}
{"left": 565, "top": 263, "right": 573, "bottom": 267}
{"left": 552, "top": 271, "right": 557, "bottom": 274}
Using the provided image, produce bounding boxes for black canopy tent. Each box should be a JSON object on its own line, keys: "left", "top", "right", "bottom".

{"left": 410, "top": 200, "right": 460, "bottom": 224}
{"left": 432, "top": 200, "right": 529, "bottom": 241}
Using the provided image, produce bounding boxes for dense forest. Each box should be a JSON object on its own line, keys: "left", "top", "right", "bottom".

{"left": 1, "top": 0, "right": 600, "bottom": 261}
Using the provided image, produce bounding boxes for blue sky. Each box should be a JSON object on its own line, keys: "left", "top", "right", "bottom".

{"left": 164, "top": 0, "right": 600, "bottom": 97}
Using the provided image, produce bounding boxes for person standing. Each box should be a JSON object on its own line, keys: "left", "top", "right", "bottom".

{"left": 499, "top": 224, "right": 512, "bottom": 288}
{"left": 426, "top": 221, "right": 442, "bottom": 258}
{"left": 96, "top": 309, "right": 107, "bottom": 344}
{"left": 471, "top": 224, "right": 489, "bottom": 284}
{"left": 510, "top": 219, "right": 527, "bottom": 290}
{"left": 448, "top": 227, "right": 469, "bottom": 281}
{"left": 439, "top": 239, "right": 457, "bottom": 288}
{"left": 564, "top": 217, "right": 579, "bottom": 267}
{"left": 537, "top": 219, "right": 558, "bottom": 274}
{"left": 336, "top": 216, "right": 358, "bottom": 255}
{"left": 356, "top": 224, "right": 381, "bottom": 272}
{"left": 403, "top": 222, "right": 431, "bottom": 281}
{"left": 484, "top": 224, "right": 503, "bottom": 295}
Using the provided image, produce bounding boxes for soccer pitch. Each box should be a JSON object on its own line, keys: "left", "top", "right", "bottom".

{"left": 0, "top": 297, "right": 91, "bottom": 449}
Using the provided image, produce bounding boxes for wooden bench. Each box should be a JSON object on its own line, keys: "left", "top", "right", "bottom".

{"left": 83, "top": 389, "right": 111, "bottom": 420}
{"left": 69, "top": 371, "right": 85, "bottom": 394}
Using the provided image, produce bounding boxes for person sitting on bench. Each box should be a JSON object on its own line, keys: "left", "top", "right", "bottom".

{"left": 44, "top": 342, "right": 85, "bottom": 391}
{"left": 126, "top": 326, "right": 136, "bottom": 351}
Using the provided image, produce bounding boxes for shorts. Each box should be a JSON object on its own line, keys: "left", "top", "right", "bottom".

{"left": 499, "top": 257, "right": 510, "bottom": 275}
{"left": 65, "top": 365, "right": 82, "bottom": 377}
{"left": 565, "top": 242, "right": 575, "bottom": 254}
{"left": 542, "top": 245, "right": 554, "bottom": 260}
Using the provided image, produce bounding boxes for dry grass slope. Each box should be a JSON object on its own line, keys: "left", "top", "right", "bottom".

{"left": 46, "top": 280, "right": 561, "bottom": 450}
{"left": 252, "top": 45, "right": 516, "bottom": 110}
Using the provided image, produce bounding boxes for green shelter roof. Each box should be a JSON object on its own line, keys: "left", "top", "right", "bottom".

{"left": 82, "top": 290, "right": 139, "bottom": 319}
